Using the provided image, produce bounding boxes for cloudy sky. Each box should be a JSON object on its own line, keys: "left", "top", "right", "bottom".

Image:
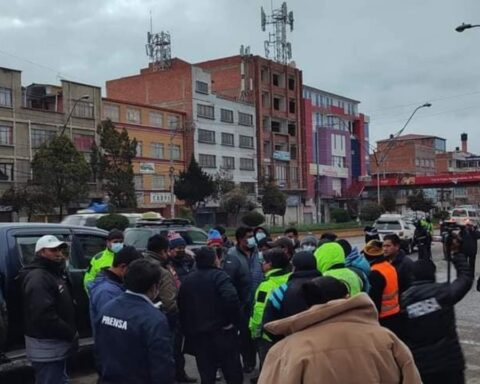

{"left": 1, "top": 0, "right": 480, "bottom": 152}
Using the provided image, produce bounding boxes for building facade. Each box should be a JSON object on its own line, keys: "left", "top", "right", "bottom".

{"left": 0, "top": 66, "right": 101, "bottom": 219}
{"left": 102, "top": 98, "right": 186, "bottom": 216}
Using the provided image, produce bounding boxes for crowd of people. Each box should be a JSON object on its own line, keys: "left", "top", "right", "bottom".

{"left": 19, "top": 221, "right": 478, "bottom": 384}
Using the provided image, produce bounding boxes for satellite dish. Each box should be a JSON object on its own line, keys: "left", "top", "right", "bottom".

{"left": 261, "top": 7, "right": 267, "bottom": 31}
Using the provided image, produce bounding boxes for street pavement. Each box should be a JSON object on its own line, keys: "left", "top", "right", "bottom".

{"left": 71, "top": 235, "right": 480, "bottom": 384}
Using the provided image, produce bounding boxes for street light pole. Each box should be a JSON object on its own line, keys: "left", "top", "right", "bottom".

{"left": 60, "top": 95, "right": 90, "bottom": 135}
{"left": 455, "top": 23, "right": 480, "bottom": 32}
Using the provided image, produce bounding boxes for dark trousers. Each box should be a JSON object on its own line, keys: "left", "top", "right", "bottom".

{"left": 31, "top": 360, "right": 68, "bottom": 384}
{"left": 255, "top": 338, "right": 272, "bottom": 368}
{"left": 418, "top": 244, "right": 432, "bottom": 261}
{"left": 468, "top": 254, "right": 476, "bottom": 274}
{"left": 173, "top": 326, "right": 187, "bottom": 379}
{"left": 421, "top": 369, "right": 465, "bottom": 384}
{"left": 238, "top": 308, "right": 256, "bottom": 369}
{"left": 193, "top": 329, "right": 243, "bottom": 384}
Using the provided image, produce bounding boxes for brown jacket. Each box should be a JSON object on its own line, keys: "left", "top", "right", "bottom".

{"left": 259, "top": 293, "right": 421, "bottom": 384}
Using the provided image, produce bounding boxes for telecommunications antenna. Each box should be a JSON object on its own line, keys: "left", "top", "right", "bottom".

{"left": 145, "top": 12, "right": 172, "bottom": 71}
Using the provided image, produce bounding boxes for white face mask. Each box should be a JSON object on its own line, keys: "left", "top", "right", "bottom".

{"left": 111, "top": 242, "right": 124, "bottom": 254}
{"left": 303, "top": 245, "right": 316, "bottom": 252}
{"left": 247, "top": 237, "right": 256, "bottom": 249}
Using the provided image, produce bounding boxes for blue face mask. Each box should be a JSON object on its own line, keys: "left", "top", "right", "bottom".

{"left": 111, "top": 242, "right": 124, "bottom": 254}
{"left": 255, "top": 232, "right": 266, "bottom": 242}
{"left": 247, "top": 237, "right": 256, "bottom": 249}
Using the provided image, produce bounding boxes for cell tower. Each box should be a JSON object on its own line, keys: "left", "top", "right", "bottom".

{"left": 261, "top": 2, "right": 294, "bottom": 64}
{"left": 145, "top": 15, "right": 171, "bottom": 71}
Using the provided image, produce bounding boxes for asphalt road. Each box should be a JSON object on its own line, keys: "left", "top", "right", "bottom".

{"left": 70, "top": 235, "right": 480, "bottom": 384}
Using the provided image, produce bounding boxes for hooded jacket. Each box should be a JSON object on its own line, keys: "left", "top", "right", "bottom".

{"left": 88, "top": 269, "right": 124, "bottom": 327}
{"left": 84, "top": 248, "right": 114, "bottom": 292}
{"left": 314, "top": 243, "right": 362, "bottom": 296}
{"left": 258, "top": 294, "right": 421, "bottom": 384}
{"left": 345, "top": 246, "right": 371, "bottom": 292}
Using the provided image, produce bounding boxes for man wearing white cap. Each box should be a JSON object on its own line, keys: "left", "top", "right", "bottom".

{"left": 19, "top": 235, "right": 77, "bottom": 384}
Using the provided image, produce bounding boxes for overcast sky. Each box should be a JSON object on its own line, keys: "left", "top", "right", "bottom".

{"left": 1, "top": 0, "right": 480, "bottom": 152}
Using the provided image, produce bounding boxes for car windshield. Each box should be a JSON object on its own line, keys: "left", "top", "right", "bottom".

{"left": 124, "top": 228, "right": 207, "bottom": 249}
{"left": 375, "top": 220, "right": 402, "bottom": 230}
{"left": 451, "top": 209, "right": 468, "bottom": 217}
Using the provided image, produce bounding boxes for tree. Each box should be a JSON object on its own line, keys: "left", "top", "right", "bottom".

{"left": 92, "top": 120, "right": 137, "bottom": 209}
{"left": 359, "top": 202, "right": 382, "bottom": 222}
{"left": 407, "top": 190, "right": 434, "bottom": 213}
{"left": 0, "top": 184, "right": 54, "bottom": 221}
{"left": 96, "top": 214, "right": 130, "bottom": 231}
{"left": 331, "top": 208, "right": 350, "bottom": 223}
{"left": 221, "top": 187, "right": 248, "bottom": 225}
{"left": 381, "top": 190, "right": 397, "bottom": 213}
{"left": 213, "top": 169, "right": 235, "bottom": 200}
{"left": 31, "top": 135, "right": 91, "bottom": 220}
{"left": 174, "top": 155, "right": 216, "bottom": 213}
{"left": 261, "top": 182, "right": 286, "bottom": 226}
{"left": 242, "top": 211, "right": 265, "bottom": 227}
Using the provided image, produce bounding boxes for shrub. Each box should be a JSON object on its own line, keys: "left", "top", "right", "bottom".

{"left": 331, "top": 208, "right": 350, "bottom": 223}
{"left": 359, "top": 203, "right": 382, "bottom": 222}
{"left": 96, "top": 214, "right": 130, "bottom": 231}
{"left": 242, "top": 211, "right": 265, "bottom": 227}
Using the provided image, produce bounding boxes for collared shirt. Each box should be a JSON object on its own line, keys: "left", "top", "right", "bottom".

{"left": 125, "top": 290, "right": 158, "bottom": 308}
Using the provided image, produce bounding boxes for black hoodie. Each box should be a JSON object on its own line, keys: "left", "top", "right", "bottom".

{"left": 19, "top": 256, "right": 76, "bottom": 341}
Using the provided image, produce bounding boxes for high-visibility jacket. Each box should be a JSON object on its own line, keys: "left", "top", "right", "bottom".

{"left": 83, "top": 248, "right": 114, "bottom": 293}
{"left": 371, "top": 261, "right": 400, "bottom": 318}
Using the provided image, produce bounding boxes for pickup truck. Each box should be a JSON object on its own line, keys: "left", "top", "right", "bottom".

{"left": 0, "top": 223, "right": 108, "bottom": 381}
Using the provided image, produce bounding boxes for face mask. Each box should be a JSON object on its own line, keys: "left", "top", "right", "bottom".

{"left": 111, "top": 242, "right": 124, "bottom": 254}
{"left": 303, "top": 245, "right": 316, "bottom": 252}
{"left": 255, "top": 232, "right": 266, "bottom": 242}
{"left": 247, "top": 237, "right": 256, "bottom": 249}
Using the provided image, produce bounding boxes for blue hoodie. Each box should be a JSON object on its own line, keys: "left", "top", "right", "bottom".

{"left": 346, "top": 247, "right": 371, "bottom": 293}
{"left": 88, "top": 269, "right": 125, "bottom": 327}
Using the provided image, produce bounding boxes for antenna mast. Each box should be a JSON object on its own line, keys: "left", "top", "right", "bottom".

{"left": 261, "top": 2, "right": 294, "bottom": 64}
{"left": 145, "top": 15, "right": 172, "bottom": 71}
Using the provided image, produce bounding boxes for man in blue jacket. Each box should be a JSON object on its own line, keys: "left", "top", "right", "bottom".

{"left": 88, "top": 246, "right": 142, "bottom": 328}
{"left": 95, "top": 258, "right": 174, "bottom": 384}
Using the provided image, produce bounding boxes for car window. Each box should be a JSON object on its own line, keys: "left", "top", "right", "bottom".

{"left": 452, "top": 209, "right": 467, "bottom": 217}
{"left": 84, "top": 216, "right": 98, "bottom": 227}
{"left": 186, "top": 230, "right": 208, "bottom": 244}
{"left": 71, "top": 234, "right": 107, "bottom": 269}
{"left": 124, "top": 228, "right": 154, "bottom": 250}
{"left": 468, "top": 211, "right": 477, "bottom": 217}
{"left": 61, "top": 215, "right": 83, "bottom": 226}
{"left": 16, "top": 235, "right": 70, "bottom": 266}
{"left": 375, "top": 220, "right": 402, "bottom": 230}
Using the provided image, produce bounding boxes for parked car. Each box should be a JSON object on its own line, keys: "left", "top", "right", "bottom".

{"left": 124, "top": 218, "right": 208, "bottom": 251}
{"left": 0, "top": 223, "right": 108, "bottom": 379}
{"left": 61, "top": 213, "right": 142, "bottom": 228}
{"left": 448, "top": 207, "right": 479, "bottom": 227}
{"left": 373, "top": 214, "right": 415, "bottom": 254}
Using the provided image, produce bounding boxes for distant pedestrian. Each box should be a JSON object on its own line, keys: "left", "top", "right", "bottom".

{"left": 414, "top": 220, "right": 432, "bottom": 261}
{"left": 207, "top": 229, "right": 227, "bottom": 265}
{"left": 401, "top": 233, "right": 473, "bottom": 384}
{"left": 214, "top": 225, "right": 234, "bottom": 249}
{"left": 84, "top": 229, "right": 124, "bottom": 292}
{"left": 259, "top": 278, "right": 421, "bottom": 384}
{"left": 383, "top": 234, "right": 414, "bottom": 294}
{"left": 460, "top": 219, "right": 480, "bottom": 273}
{"left": 299, "top": 235, "right": 317, "bottom": 253}
{"left": 20, "top": 235, "right": 77, "bottom": 384}
{"left": 284, "top": 227, "right": 300, "bottom": 250}
{"left": 178, "top": 246, "right": 243, "bottom": 384}
{"left": 267, "top": 237, "right": 295, "bottom": 262}
{"left": 95, "top": 258, "right": 174, "bottom": 384}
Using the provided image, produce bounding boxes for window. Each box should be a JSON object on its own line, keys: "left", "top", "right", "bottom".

{"left": 16, "top": 234, "right": 70, "bottom": 266}
{"left": 195, "top": 81, "right": 209, "bottom": 94}
{"left": 238, "top": 112, "right": 253, "bottom": 126}
{"left": 240, "top": 158, "right": 254, "bottom": 171}
{"left": 72, "top": 234, "right": 107, "bottom": 268}
{"left": 149, "top": 112, "right": 163, "bottom": 128}
{"left": 197, "top": 104, "right": 215, "bottom": 119}
{"left": 150, "top": 143, "right": 164, "bottom": 159}
{"left": 332, "top": 156, "right": 344, "bottom": 168}
{"left": 290, "top": 144, "right": 297, "bottom": 160}
{"left": 272, "top": 73, "right": 279, "bottom": 86}
{"left": 220, "top": 109, "right": 234, "bottom": 123}
{"left": 239, "top": 135, "right": 254, "bottom": 149}
{"left": 136, "top": 141, "right": 143, "bottom": 157}
{"left": 169, "top": 144, "right": 181, "bottom": 160}
{"left": 73, "top": 101, "right": 94, "bottom": 118}
{"left": 104, "top": 104, "right": 120, "bottom": 122}
{"left": 127, "top": 108, "right": 141, "bottom": 123}
{"left": 134, "top": 175, "right": 143, "bottom": 190}
{"left": 0, "top": 87, "right": 12, "bottom": 107}
{"left": 264, "top": 141, "right": 271, "bottom": 158}
{"left": 198, "top": 129, "right": 215, "bottom": 144}
{"left": 222, "top": 156, "right": 235, "bottom": 170}
{"left": 290, "top": 166, "right": 298, "bottom": 184}
{"left": 31, "top": 128, "right": 56, "bottom": 148}
{"left": 0, "top": 125, "right": 12, "bottom": 145}
{"left": 199, "top": 154, "right": 216, "bottom": 168}
{"left": 221, "top": 133, "right": 234, "bottom": 146}
{"left": 288, "top": 123, "right": 296, "bottom": 136}
{"left": 73, "top": 134, "right": 94, "bottom": 152}
{"left": 289, "top": 100, "right": 296, "bottom": 114}
{"left": 168, "top": 115, "right": 179, "bottom": 129}
{"left": 275, "top": 163, "right": 287, "bottom": 185}
{"left": 152, "top": 175, "right": 166, "bottom": 190}
{"left": 288, "top": 77, "right": 295, "bottom": 91}
{"left": 0, "top": 163, "right": 13, "bottom": 181}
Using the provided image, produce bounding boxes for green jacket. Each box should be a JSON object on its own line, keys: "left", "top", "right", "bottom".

{"left": 420, "top": 219, "right": 433, "bottom": 235}
{"left": 249, "top": 268, "right": 291, "bottom": 340}
{"left": 83, "top": 248, "right": 114, "bottom": 293}
{"left": 314, "top": 242, "right": 362, "bottom": 296}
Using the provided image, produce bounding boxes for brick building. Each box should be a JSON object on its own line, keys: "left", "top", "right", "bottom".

{"left": 0, "top": 66, "right": 101, "bottom": 220}
{"left": 196, "top": 55, "right": 305, "bottom": 223}
{"left": 102, "top": 98, "right": 186, "bottom": 216}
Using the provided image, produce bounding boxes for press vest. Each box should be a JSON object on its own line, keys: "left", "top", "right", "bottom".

{"left": 371, "top": 261, "right": 400, "bottom": 318}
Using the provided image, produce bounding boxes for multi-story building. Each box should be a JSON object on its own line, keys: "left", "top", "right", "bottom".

{"left": 196, "top": 55, "right": 305, "bottom": 223}
{"left": 302, "top": 85, "right": 369, "bottom": 223}
{"left": 106, "top": 59, "right": 258, "bottom": 224}
{"left": 102, "top": 98, "right": 186, "bottom": 216}
{"left": 0, "top": 66, "right": 101, "bottom": 219}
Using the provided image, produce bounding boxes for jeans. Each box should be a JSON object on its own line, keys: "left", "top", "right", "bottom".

{"left": 31, "top": 359, "right": 68, "bottom": 384}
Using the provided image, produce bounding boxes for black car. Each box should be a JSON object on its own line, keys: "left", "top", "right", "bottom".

{"left": 0, "top": 223, "right": 108, "bottom": 379}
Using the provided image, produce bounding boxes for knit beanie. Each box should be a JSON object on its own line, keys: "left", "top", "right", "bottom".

{"left": 336, "top": 239, "right": 352, "bottom": 257}
{"left": 292, "top": 251, "right": 317, "bottom": 271}
{"left": 207, "top": 229, "right": 223, "bottom": 247}
{"left": 107, "top": 229, "right": 124, "bottom": 241}
{"left": 168, "top": 231, "right": 186, "bottom": 249}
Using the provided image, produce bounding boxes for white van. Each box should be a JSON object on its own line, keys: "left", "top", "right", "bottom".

{"left": 449, "top": 207, "right": 479, "bottom": 226}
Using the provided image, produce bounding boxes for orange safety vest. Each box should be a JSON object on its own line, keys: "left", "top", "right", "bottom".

{"left": 371, "top": 261, "right": 400, "bottom": 318}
